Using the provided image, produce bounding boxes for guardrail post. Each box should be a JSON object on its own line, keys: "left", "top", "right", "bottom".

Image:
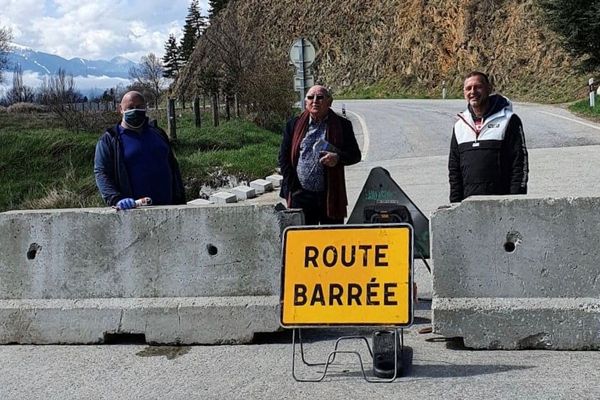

{"left": 167, "top": 98, "right": 177, "bottom": 140}
{"left": 193, "top": 96, "right": 201, "bottom": 128}
{"left": 212, "top": 93, "right": 219, "bottom": 127}
{"left": 589, "top": 78, "right": 596, "bottom": 108}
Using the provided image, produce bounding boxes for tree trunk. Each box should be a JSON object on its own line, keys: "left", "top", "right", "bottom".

{"left": 193, "top": 96, "right": 201, "bottom": 128}
{"left": 225, "top": 95, "right": 231, "bottom": 121}
{"left": 235, "top": 93, "right": 240, "bottom": 118}
{"left": 212, "top": 93, "right": 219, "bottom": 127}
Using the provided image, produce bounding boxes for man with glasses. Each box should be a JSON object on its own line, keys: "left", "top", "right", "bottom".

{"left": 279, "top": 85, "right": 361, "bottom": 224}
{"left": 94, "top": 91, "right": 185, "bottom": 209}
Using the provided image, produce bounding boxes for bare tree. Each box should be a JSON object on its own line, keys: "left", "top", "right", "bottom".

{"left": 0, "top": 27, "right": 12, "bottom": 85}
{"left": 129, "top": 53, "right": 165, "bottom": 108}
{"left": 4, "top": 64, "right": 35, "bottom": 104}
{"left": 38, "top": 68, "right": 80, "bottom": 105}
{"left": 37, "top": 68, "right": 97, "bottom": 132}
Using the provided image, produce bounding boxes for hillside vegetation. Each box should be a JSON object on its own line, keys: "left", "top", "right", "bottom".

{"left": 185, "top": 0, "right": 593, "bottom": 102}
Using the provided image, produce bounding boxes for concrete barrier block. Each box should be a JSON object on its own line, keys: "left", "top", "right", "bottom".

{"left": 265, "top": 174, "right": 283, "bottom": 188}
{"left": 0, "top": 296, "right": 280, "bottom": 344}
{"left": 209, "top": 191, "right": 237, "bottom": 204}
{"left": 0, "top": 204, "right": 303, "bottom": 344}
{"left": 231, "top": 185, "right": 256, "bottom": 201}
{"left": 250, "top": 179, "right": 273, "bottom": 194}
{"left": 431, "top": 196, "right": 600, "bottom": 349}
{"left": 187, "top": 198, "right": 212, "bottom": 206}
{"left": 433, "top": 297, "right": 600, "bottom": 350}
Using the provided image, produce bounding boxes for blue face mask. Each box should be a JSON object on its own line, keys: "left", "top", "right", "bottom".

{"left": 123, "top": 109, "right": 146, "bottom": 128}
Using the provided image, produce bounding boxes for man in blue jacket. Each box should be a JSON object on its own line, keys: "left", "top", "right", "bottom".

{"left": 449, "top": 71, "right": 529, "bottom": 202}
{"left": 94, "top": 91, "right": 185, "bottom": 209}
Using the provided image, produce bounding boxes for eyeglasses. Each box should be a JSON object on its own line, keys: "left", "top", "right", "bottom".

{"left": 306, "top": 95, "right": 325, "bottom": 101}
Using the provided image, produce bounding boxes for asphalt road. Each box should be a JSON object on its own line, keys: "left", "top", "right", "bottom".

{"left": 335, "top": 99, "right": 600, "bottom": 161}
{"left": 2, "top": 99, "right": 600, "bottom": 400}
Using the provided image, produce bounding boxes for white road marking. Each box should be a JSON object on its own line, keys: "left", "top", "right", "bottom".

{"left": 539, "top": 111, "right": 600, "bottom": 131}
{"left": 345, "top": 109, "right": 370, "bottom": 161}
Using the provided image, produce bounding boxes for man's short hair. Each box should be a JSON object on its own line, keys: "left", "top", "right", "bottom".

{"left": 310, "top": 85, "right": 332, "bottom": 99}
{"left": 465, "top": 71, "right": 491, "bottom": 86}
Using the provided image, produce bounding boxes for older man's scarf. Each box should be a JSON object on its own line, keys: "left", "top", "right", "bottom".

{"left": 290, "top": 109, "right": 347, "bottom": 219}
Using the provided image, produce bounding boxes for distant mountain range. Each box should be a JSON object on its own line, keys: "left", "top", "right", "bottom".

{"left": 6, "top": 44, "right": 138, "bottom": 79}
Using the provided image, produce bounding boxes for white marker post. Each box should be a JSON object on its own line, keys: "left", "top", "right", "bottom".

{"left": 442, "top": 80, "right": 447, "bottom": 100}
{"left": 589, "top": 78, "right": 595, "bottom": 108}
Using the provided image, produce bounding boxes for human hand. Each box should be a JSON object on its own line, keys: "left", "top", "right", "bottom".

{"left": 319, "top": 151, "right": 339, "bottom": 167}
{"left": 116, "top": 198, "right": 136, "bottom": 210}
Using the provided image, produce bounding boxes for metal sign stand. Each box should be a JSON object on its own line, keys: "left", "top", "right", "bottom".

{"left": 291, "top": 328, "right": 407, "bottom": 383}
{"left": 281, "top": 225, "right": 414, "bottom": 383}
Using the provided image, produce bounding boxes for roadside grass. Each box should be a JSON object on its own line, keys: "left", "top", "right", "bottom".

{"left": 0, "top": 113, "right": 101, "bottom": 211}
{"left": 568, "top": 96, "right": 600, "bottom": 122}
{"left": 337, "top": 74, "right": 590, "bottom": 103}
{"left": 0, "top": 109, "right": 282, "bottom": 212}
{"left": 338, "top": 81, "right": 444, "bottom": 100}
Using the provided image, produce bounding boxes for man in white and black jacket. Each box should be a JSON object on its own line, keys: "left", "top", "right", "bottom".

{"left": 448, "top": 71, "right": 529, "bottom": 203}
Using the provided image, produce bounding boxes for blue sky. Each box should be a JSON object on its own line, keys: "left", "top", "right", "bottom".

{"left": 0, "top": 0, "right": 210, "bottom": 62}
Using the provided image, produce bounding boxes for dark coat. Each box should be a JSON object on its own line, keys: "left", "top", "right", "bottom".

{"left": 279, "top": 109, "right": 361, "bottom": 219}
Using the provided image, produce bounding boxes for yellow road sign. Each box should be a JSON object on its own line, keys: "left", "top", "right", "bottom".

{"left": 280, "top": 224, "right": 413, "bottom": 327}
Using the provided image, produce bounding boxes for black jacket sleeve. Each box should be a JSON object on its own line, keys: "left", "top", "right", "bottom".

{"left": 278, "top": 117, "right": 297, "bottom": 200}
{"left": 169, "top": 150, "right": 186, "bottom": 204}
{"left": 504, "top": 115, "right": 528, "bottom": 195}
{"left": 448, "top": 129, "right": 463, "bottom": 202}
{"left": 94, "top": 132, "right": 124, "bottom": 206}
{"left": 338, "top": 117, "right": 362, "bottom": 166}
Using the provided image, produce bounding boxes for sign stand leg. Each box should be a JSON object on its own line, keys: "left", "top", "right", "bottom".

{"left": 291, "top": 328, "right": 408, "bottom": 382}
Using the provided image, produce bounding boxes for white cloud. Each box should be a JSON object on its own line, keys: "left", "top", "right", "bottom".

{"left": 0, "top": 0, "right": 210, "bottom": 61}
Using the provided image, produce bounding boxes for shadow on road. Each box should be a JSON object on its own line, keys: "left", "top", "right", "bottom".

{"left": 409, "top": 363, "right": 535, "bottom": 378}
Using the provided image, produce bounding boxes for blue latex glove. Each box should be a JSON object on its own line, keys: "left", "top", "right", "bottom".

{"left": 116, "top": 198, "right": 136, "bottom": 210}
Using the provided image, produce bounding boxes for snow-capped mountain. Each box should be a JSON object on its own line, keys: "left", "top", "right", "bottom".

{"left": 5, "top": 44, "right": 138, "bottom": 79}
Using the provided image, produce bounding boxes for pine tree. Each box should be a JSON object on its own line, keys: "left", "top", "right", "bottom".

{"left": 539, "top": 0, "right": 600, "bottom": 70}
{"left": 179, "top": 0, "right": 207, "bottom": 63}
{"left": 162, "top": 34, "right": 181, "bottom": 79}
{"left": 208, "top": 0, "right": 229, "bottom": 20}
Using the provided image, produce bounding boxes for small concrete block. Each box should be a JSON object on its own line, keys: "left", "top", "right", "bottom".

{"left": 231, "top": 185, "right": 256, "bottom": 201}
{"left": 187, "top": 198, "right": 213, "bottom": 206}
{"left": 209, "top": 191, "right": 237, "bottom": 204}
{"left": 265, "top": 174, "right": 283, "bottom": 188}
{"left": 250, "top": 179, "right": 273, "bottom": 194}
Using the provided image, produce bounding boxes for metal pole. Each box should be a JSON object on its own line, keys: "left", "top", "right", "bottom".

{"left": 300, "top": 38, "right": 306, "bottom": 110}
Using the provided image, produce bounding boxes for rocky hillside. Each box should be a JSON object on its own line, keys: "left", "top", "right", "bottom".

{"left": 187, "top": 0, "right": 592, "bottom": 102}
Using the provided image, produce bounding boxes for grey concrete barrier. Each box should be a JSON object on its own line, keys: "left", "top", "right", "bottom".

{"left": 0, "top": 203, "right": 302, "bottom": 344}
{"left": 431, "top": 196, "right": 600, "bottom": 350}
